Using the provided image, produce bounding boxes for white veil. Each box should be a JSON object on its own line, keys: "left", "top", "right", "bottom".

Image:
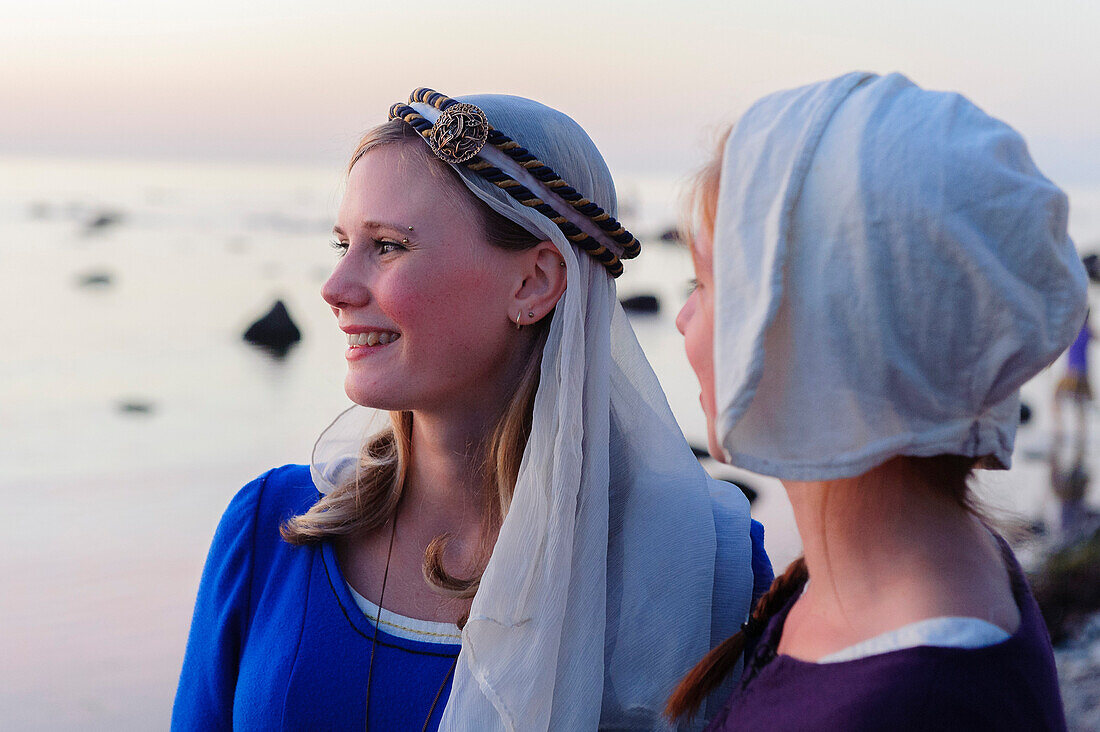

{"left": 311, "top": 94, "right": 754, "bottom": 730}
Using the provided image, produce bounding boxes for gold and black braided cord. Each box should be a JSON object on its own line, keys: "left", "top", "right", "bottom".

{"left": 388, "top": 98, "right": 630, "bottom": 277}
{"left": 404, "top": 89, "right": 640, "bottom": 261}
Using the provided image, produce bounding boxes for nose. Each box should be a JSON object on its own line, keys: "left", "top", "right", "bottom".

{"left": 675, "top": 294, "right": 694, "bottom": 336}
{"left": 321, "top": 255, "right": 370, "bottom": 311}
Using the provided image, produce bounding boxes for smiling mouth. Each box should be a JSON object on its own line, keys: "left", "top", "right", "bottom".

{"left": 347, "top": 331, "right": 401, "bottom": 347}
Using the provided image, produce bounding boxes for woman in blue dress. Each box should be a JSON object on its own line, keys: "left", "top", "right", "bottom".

{"left": 173, "top": 89, "right": 771, "bottom": 731}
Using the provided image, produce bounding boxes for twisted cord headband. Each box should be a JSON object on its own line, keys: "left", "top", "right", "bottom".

{"left": 389, "top": 88, "right": 640, "bottom": 277}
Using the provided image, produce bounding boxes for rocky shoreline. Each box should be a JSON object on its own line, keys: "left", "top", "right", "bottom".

{"left": 1055, "top": 611, "right": 1100, "bottom": 730}
{"left": 1024, "top": 519, "right": 1100, "bottom": 730}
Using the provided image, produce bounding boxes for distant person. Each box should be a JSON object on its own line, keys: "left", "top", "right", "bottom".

{"left": 668, "top": 72, "right": 1085, "bottom": 730}
{"left": 1049, "top": 431, "right": 1092, "bottom": 540}
{"left": 1053, "top": 311, "right": 1093, "bottom": 442}
{"left": 172, "top": 89, "right": 769, "bottom": 730}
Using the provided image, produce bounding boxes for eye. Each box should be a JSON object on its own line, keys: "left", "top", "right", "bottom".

{"left": 330, "top": 239, "right": 349, "bottom": 256}
{"left": 374, "top": 238, "right": 405, "bottom": 254}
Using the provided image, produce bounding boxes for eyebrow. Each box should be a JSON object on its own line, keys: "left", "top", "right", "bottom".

{"left": 332, "top": 221, "right": 408, "bottom": 237}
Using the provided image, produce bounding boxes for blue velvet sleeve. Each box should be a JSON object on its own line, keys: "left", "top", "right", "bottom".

{"left": 171, "top": 471, "right": 270, "bottom": 731}
{"left": 749, "top": 519, "right": 774, "bottom": 606}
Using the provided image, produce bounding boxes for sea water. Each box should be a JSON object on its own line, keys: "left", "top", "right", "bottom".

{"left": 1, "top": 155, "right": 1098, "bottom": 729}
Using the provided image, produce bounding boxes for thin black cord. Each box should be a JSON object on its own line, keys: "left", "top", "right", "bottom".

{"left": 364, "top": 515, "right": 399, "bottom": 730}
{"left": 422, "top": 655, "right": 459, "bottom": 732}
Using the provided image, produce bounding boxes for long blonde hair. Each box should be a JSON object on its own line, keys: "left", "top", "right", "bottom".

{"left": 281, "top": 120, "right": 548, "bottom": 598}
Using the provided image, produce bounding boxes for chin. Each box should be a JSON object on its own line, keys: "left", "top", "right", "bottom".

{"left": 706, "top": 426, "right": 726, "bottom": 463}
{"left": 344, "top": 380, "right": 405, "bottom": 412}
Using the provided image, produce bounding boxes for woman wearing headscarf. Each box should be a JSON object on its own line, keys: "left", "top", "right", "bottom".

{"left": 668, "top": 72, "right": 1083, "bottom": 730}
{"left": 172, "top": 89, "right": 769, "bottom": 731}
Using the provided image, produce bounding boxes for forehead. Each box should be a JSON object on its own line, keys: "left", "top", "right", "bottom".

{"left": 689, "top": 224, "right": 714, "bottom": 274}
{"left": 340, "top": 143, "right": 477, "bottom": 226}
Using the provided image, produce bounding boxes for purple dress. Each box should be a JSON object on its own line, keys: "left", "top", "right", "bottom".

{"left": 705, "top": 536, "right": 1066, "bottom": 731}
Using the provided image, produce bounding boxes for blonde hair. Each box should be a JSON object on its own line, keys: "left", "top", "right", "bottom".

{"left": 281, "top": 120, "right": 547, "bottom": 598}
{"left": 680, "top": 127, "right": 730, "bottom": 247}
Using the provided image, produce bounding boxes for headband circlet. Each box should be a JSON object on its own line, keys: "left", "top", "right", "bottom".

{"left": 389, "top": 88, "right": 640, "bottom": 277}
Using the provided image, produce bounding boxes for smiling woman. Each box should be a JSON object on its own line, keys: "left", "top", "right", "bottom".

{"left": 170, "top": 90, "right": 769, "bottom": 731}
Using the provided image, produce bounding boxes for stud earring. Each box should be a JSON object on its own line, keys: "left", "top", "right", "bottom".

{"left": 559, "top": 261, "right": 566, "bottom": 267}
{"left": 402, "top": 237, "right": 409, "bottom": 244}
{"left": 408, "top": 226, "right": 415, "bottom": 231}
{"left": 527, "top": 311, "right": 535, "bottom": 318}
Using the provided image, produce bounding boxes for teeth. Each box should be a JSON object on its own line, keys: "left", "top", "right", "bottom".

{"left": 347, "top": 331, "right": 399, "bottom": 347}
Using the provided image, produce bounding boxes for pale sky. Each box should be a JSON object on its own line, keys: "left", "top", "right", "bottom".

{"left": 3, "top": 0, "right": 1098, "bottom": 182}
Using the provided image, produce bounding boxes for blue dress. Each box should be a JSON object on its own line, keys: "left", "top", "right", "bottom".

{"left": 172, "top": 465, "right": 772, "bottom": 730}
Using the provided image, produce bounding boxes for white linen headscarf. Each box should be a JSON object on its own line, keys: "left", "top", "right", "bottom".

{"left": 312, "top": 94, "right": 754, "bottom": 730}
{"left": 712, "top": 72, "right": 1088, "bottom": 481}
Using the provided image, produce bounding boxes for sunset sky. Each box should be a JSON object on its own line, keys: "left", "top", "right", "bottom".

{"left": 4, "top": 0, "right": 1098, "bottom": 182}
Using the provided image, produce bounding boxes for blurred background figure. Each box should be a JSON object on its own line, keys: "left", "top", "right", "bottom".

{"left": 1053, "top": 309, "right": 1094, "bottom": 444}
{"left": 1049, "top": 431, "right": 1094, "bottom": 541}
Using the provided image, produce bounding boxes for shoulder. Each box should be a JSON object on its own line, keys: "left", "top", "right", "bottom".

{"left": 249, "top": 463, "right": 321, "bottom": 525}
{"left": 708, "top": 480, "right": 773, "bottom": 602}
{"left": 786, "top": 643, "right": 1063, "bottom": 730}
{"left": 215, "top": 464, "right": 319, "bottom": 551}
{"left": 707, "top": 479, "right": 750, "bottom": 542}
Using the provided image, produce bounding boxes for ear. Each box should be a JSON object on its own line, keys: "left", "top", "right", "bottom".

{"left": 511, "top": 242, "right": 567, "bottom": 325}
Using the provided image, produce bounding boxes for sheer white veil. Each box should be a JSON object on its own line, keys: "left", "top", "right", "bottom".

{"left": 311, "top": 94, "right": 754, "bottom": 730}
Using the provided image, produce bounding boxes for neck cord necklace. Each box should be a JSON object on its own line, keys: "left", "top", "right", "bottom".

{"left": 363, "top": 513, "right": 460, "bottom": 732}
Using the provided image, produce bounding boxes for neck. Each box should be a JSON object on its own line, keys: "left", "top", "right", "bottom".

{"left": 398, "top": 333, "right": 536, "bottom": 540}
{"left": 780, "top": 457, "right": 1011, "bottom": 647}
{"left": 405, "top": 408, "right": 496, "bottom": 508}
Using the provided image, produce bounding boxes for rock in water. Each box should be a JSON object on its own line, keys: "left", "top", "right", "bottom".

{"left": 1030, "top": 526, "right": 1100, "bottom": 644}
{"left": 620, "top": 294, "right": 660, "bottom": 314}
{"left": 243, "top": 300, "right": 301, "bottom": 358}
{"left": 76, "top": 271, "right": 113, "bottom": 288}
{"left": 84, "top": 210, "right": 123, "bottom": 233}
{"left": 117, "top": 400, "right": 154, "bottom": 415}
{"left": 1083, "top": 253, "right": 1100, "bottom": 284}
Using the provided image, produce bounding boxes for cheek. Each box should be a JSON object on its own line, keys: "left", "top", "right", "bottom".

{"left": 684, "top": 302, "right": 715, "bottom": 397}
{"left": 385, "top": 262, "right": 509, "bottom": 353}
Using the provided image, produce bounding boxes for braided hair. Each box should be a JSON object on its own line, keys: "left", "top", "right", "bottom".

{"left": 664, "top": 557, "right": 808, "bottom": 722}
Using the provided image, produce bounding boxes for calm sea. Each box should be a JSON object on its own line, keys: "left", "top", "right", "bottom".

{"left": 2, "top": 155, "right": 1098, "bottom": 729}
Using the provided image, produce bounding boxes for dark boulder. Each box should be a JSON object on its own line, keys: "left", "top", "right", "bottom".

{"left": 1031, "top": 526, "right": 1100, "bottom": 644}
{"left": 84, "top": 210, "right": 123, "bottom": 233}
{"left": 243, "top": 300, "right": 301, "bottom": 358}
{"left": 1083, "top": 254, "right": 1100, "bottom": 284}
{"left": 76, "top": 271, "right": 113, "bottom": 288}
{"left": 620, "top": 294, "right": 660, "bottom": 314}
{"left": 117, "top": 400, "right": 154, "bottom": 415}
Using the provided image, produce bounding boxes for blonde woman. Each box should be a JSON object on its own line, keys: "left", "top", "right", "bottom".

{"left": 173, "top": 90, "right": 769, "bottom": 731}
